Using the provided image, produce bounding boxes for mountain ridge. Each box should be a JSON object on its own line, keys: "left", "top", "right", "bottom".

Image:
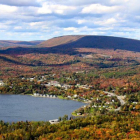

{"left": 38, "top": 35, "right": 140, "bottom": 52}
{"left": 1, "top": 35, "right": 140, "bottom": 55}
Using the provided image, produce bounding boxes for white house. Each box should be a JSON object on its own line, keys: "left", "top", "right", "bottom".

{"left": 62, "top": 84, "right": 71, "bottom": 90}
{"left": 45, "top": 81, "right": 61, "bottom": 87}
{"left": 49, "top": 119, "right": 59, "bottom": 124}
{"left": 67, "top": 96, "right": 72, "bottom": 99}
{"left": 73, "top": 94, "right": 78, "bottom": 98}
{"left": 0, "top": 80, "right": 4, "bottom": 86}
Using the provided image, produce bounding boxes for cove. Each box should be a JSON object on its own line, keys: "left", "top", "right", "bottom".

{"left": 0, "top": 94, "right": 85, "bottom": 122}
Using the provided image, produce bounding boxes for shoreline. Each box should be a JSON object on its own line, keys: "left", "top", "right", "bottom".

{"left": 0, "top": 93, "right": 87, "bottom": 122}
{"left": 0, "top": 90, "right": 125, "bottom": 119}
{"left": 31, "top": 94, "right": 91, "bottom": 104}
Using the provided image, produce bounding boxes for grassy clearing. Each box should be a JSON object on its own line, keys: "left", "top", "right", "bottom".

{"left": 58, "top": 95, "right": 67, "bottom": 100}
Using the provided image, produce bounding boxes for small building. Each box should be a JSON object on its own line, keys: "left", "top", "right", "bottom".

{"left": 29, "top": 78, "right": 34, "bottom": 82}
{"left": 133, "top": 102, "right": 138, "bottom": 104}
{"left": 53, "top": 95, "right": 56, "bottom": 98}
{"left": 45, "top": 81, "right": 61, "bottom": 87}
{"left": 62, "top": 84, "right": 71, "bottom": 90}
{"left": 33, "top": 93, "right": 37, "bottom": 96}
{"left": 73, "top": 94, "right": 78, "bottom": 98}
{"left": 106, "top": 101, "right": 110, "bottom": 105}
{"left": 77, "top": 113, "right": 82, "bottom": 116}
{"left": 49, "top": 119, "right": 59, "bottom": 124}
{"left": 39, "top": 94, "right": 43, "bottom": 97}
{"left": 43, "top": 94, "right": 46, "bottom": 97}
{"left": 33, "top": 93, "right": 40, "bottom": 96}
{"left": 0, "top": 80, "right": 4, "bottom": 86}
{"left": 67, "top": 96, "right": 72, "bottom": 99}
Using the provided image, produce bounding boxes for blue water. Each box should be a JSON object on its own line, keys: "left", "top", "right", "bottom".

{"left": 0, "top": 95, "right": 85, "bottom": 122}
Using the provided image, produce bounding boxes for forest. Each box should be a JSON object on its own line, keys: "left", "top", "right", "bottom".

{"left": 0, "top": 111, "right": 139, "bottom": 139}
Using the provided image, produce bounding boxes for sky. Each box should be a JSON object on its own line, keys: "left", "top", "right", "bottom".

{"left": 0, "top": 0, "right": 140, "bottom": 41}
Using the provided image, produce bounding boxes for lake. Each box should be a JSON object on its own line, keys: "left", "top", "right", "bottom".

{"left": 0, "top": 94, "right": 85, "bottom": 122}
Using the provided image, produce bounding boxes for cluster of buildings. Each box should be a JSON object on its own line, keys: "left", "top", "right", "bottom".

{"left": 33, "top": 93, "right": 57, "bottom": 98}
{"left": 45, "top": 81, "right": 71, "bottom": 90}
{"left": 45, "top": 81, "right": 90, "bottom": 90}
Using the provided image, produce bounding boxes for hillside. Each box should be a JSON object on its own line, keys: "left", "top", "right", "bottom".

{"left": 1, "top": 35, "right": 140, "bottom": 55}
{"left": 39, "top": 35, "right": 84, "bottom": 48}
{"left": 1, "top": 35, "right": 140, "bottom": 79}
{"left": 38, "top": 35, "right": 140, "bottom": 52}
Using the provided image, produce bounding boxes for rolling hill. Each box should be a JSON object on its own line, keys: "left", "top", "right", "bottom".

{"left": 1, "top": 35, "right": 140, "bottom": 55}
{"left": 38, "top": 35, "right": 140, "bottom": 52}
{"left": 1, "top": 35, "right": 140, "bottom": 79}
{"left": 39, "top": 35, "right": 84, "bottom": 48}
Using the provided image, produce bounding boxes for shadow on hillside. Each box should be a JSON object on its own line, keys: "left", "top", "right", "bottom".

{"left": 0, "top": 56, "right": 34, "bottom": 66}
{"left": 1, "top": 36, "right": 140, "bottom": 56}
{"left": 0, "top": 56, "right": 80, "bottom": 67}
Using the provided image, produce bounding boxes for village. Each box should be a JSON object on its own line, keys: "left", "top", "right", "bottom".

{"left": 1, "top": 73, "right": 139, "bottom": 118}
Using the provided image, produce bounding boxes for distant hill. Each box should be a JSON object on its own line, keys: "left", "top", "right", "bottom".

{"left": 39, "top": 35, "right": 84, "bottom": 48}
{"left": 38, "top": 35, "right": 140, "bottom": 52}
{"left": 0, "top": 40, "right": 43, "bottom": 48}
{"left": 1, "top": 35, "right": 140, "bottom": 79}
{"left": 1, "top": 35, "right": 140, "bottom": 54}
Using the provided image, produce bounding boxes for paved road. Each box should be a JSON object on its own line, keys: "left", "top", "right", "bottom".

{"left": 103, "top": 91, "right": 126, "bottom": 111}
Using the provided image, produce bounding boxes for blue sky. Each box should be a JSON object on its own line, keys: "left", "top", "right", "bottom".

{"left": 0, "top": 0, "right": 140, "bottom": 41}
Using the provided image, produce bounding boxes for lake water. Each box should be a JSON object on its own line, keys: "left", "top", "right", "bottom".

{"left": 0, "top": 95, "right": 85, "bottom": 122}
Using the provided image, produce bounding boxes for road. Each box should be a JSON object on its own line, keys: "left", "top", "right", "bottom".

{"left": 103, "top": 91, "right": 126, "bottom": 111}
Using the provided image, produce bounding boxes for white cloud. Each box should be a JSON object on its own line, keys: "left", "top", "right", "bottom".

{"left": 37, "top": 0, "right": 97, "bottom": 6}
{"left": 94, "top": 18, "right": 117, "bottom": 25}
{"left": 0, "top": 0, "right": 40, "bottom": 6}
{"left": 0, "top": 4, "right": 17, "bottom": 15}
{"left": 38, "top": 2, "right": 76, "bottom": 15}
{"left": 64, "top": 26, "right": 98, "bottom": 34}
{"left": 0, "top": 0, "right": 140, "bottom": 41}
{"left": 81, "top": 4, "right": 121, "bottom": 14}
{"left": 14, "top": 26, "right": 22, "bottom": 30}
{"left": 38, "top": 0, "right": 123, "bottom": 6}
{"left": 64, "top": 27, "right": 78, "bottom": 31}
{"left": 77, "top": 19, "right": 87, "bottom": 24}
{"left": 110, "top": 0, "right": 130, "bottom": 5}
{"left": 30, "top": 22, "right": 43, "bottom": 26}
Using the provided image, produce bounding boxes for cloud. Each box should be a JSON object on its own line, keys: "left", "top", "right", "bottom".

{"left": 0, "top": 0, "right": 40, "bottom": 6}
{"left": 0, "top": 0, "right": 140, "bottom": 41}
{"left": 38, "top": 0, "right": 129, "bottom": 6}
{"left": 0, "top": 4, "right": 17, "bottom": 15}
{"left": 38, "top": 2, "right": 76, "bottom": 15}
{"left": 37, "top": 0, "right": 98, "bottom": 6}
{"left": 94, "top": 18, "right": 117, "bottom": 25}
{"left": 64, "top": 27, "right": 78, "bottom": 32}
{"left": 77, "top": 19, "right": 87, "bottom": 24}
{"left": 81, "top": 4, "right": 121, "bottom": 14}
{"left": 14, "top": 26, "right": 23, "bottom": 30}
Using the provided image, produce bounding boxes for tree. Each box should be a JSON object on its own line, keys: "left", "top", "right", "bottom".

{"left": 62, "top": 115, "right": 68, "bottom": 121}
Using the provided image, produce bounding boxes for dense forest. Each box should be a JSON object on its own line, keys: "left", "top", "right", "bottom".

{"left": 0, "top": 112, "right": 140, "bottom": 140}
